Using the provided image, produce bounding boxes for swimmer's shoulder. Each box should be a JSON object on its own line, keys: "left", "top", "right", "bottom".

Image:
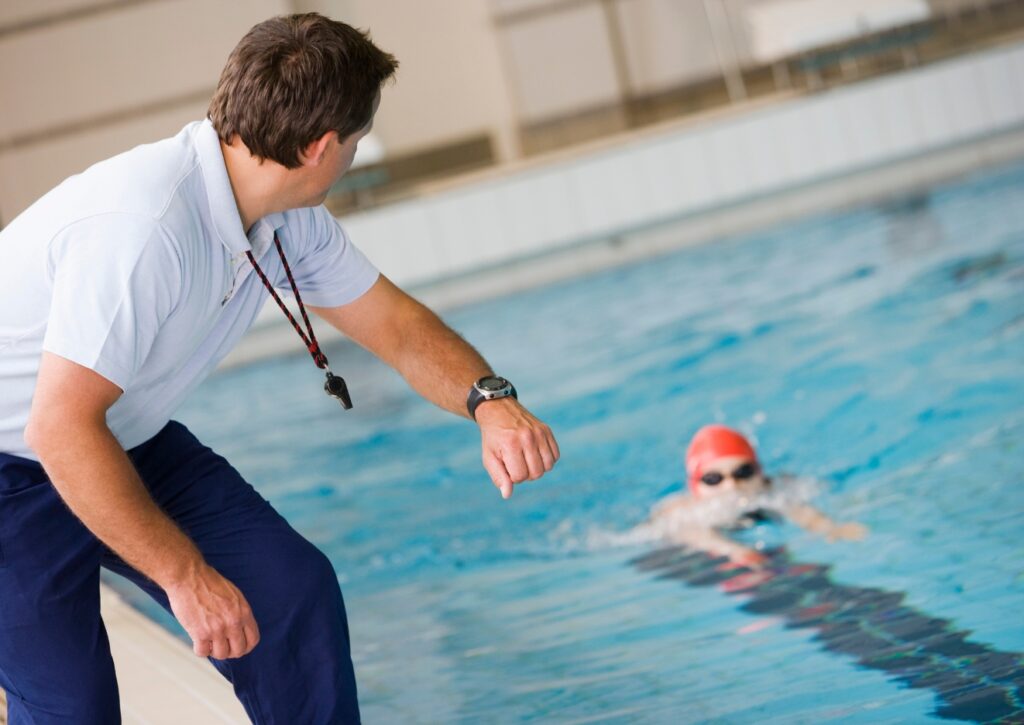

{"left": 651, "top": 492, "right": 694, "bottom": 519}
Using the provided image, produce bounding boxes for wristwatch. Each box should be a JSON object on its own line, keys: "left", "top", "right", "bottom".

{"left": 467, "top": 375, "right": 517, "bottom": 420}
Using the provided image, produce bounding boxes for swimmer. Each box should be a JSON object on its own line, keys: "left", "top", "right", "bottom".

{"left": 646, "top": 424, "right": 867, "bottom": 568}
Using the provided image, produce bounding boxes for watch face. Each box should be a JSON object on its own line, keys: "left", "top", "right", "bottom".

{"left": 477, "top": 376, "right": 508, "bottom": 392}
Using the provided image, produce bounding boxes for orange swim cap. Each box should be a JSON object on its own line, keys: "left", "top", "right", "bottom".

{"left": 686, "top": 424, "right": 758, "bottom": 493}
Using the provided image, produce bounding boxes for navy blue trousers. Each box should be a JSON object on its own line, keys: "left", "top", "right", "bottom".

{"left": 0, "top": 421, "right": 359, "bottom": 724}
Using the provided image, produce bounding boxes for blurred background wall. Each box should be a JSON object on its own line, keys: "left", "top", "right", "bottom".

{"left": 0, "top": 0, "right": 521, "bottom": 222}
{"left": 4, "top": 0, "right": 1022, "bottom": 226}
{"left": 0, "top": 0, "right": 284, "bottom": 224}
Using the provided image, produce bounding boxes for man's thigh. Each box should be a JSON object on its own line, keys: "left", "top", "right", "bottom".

{"left": 107, "top": 421, "right": 359, "bottom": 723}
{"left": 113, "top": 421, "right": 340, "bottom": 614}
{"left": 0, "top": 454, "right": 119, "bottom": 724}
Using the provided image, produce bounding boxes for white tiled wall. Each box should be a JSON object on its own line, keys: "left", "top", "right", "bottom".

{"left": 748, "top": 111, "right": 794, "bottom": 190}
{"left": 907, "top": 63, "right": 956, "bottom": 150}
{"left": 496, "top": 170, "right": 580, "bottom": 256}
{"left": 662, "top": 130, "right": 720, "bottom": 212}
{"left": 345, "top": 200, "right": 449, "bottom": 286}
{"left": 977, "top": 51, "right": 1024, "bottom": 129}
{"left": 343, "top": 42, "right": 1024, "bottom": 290}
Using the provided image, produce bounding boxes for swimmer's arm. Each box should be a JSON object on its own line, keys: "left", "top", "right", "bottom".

{"left": 783, "top": 503, "right": 868, "bottom": 542}
{"left": 645, "top": 497, "right": 766, "bottom": 567}
{"left": 671, "top": 526, "right": 768, "bottom": 569}
{"left": 630, "top": 498, "right": 678, "bottom": 539}
{"left": 647, "top": 494, "right": 686, "bottom": 523}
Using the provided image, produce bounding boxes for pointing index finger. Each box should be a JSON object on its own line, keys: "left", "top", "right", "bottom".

{"left": 483, "top": 451, "right": 514, "bottom": 499}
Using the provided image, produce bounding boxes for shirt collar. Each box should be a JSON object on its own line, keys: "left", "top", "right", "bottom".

{"left": 195, "top": 120, "right": 287, "bottom": 254}
{"left": 248, "top": 214, "right": 286, "bottom": 262}
{"left": 263, "top": 212, "right": 286, "bottom": 233}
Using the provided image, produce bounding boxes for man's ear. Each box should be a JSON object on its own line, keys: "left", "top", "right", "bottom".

{"left": 298, "top": 131, "right": 337, "bottom": 167}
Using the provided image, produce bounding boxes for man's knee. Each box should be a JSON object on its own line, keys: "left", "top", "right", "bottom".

{"left": 219, "top": 536, "right": 358, "bottom": 723}
{"left": 286, "top": 539, "right": 344, "bottom": 616}
{"left": 249, "top": 533, "right": 345, "bottom": 625}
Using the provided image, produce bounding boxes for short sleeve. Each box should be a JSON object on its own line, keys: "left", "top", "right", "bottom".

{"left": 42, "top": 216, "right": 182, "bottom": 391}
{"left": 279, "top": 207, "right": 380, "bottom": 308}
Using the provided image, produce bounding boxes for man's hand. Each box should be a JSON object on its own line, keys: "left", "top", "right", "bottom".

{"left": 475, "top": 398, "right": 559, "bottom": 499}
{"left": 165, "top": 564, "right": 261, "bottom": 659}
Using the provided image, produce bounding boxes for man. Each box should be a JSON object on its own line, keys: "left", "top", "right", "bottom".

{"left": 0, "top": 13, "right": 558, "bottom": 724}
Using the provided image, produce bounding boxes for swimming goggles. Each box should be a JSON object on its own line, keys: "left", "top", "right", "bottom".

{"left": 700, "top": 462, "right": 758, "bottom": 486}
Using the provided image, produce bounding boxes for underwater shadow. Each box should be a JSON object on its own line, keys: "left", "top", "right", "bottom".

{"left": 630, "top": 547, "right": 1024, "bottom": 723}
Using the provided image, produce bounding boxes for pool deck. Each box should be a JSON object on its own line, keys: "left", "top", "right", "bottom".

{"left": 0, "top": 585, "right": 248, "bottom": 724}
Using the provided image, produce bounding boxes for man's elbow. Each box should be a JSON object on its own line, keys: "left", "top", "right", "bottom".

{"left": 23, "top": 412, "right": 47, "bottom": 453}
{"left": 24, "top": 412, "right": 61, "bottom": 456}
{"left": 27, "top": 353, "right": 123, "bottom": 455}
{"left": 24, "top": 408, "right": 105, "bottom": 458}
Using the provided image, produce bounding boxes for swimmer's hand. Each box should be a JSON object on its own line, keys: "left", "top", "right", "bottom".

{"left": 826, "top": 521, "right": 869, "bottom": 542}
{"left": 670, "top": 526, "right": 769, "bottom": 569}
{"left": 730, "top": 547, "right": 769, "bottom": 570}
{"left": 476, "top": 397, "right": 560, "bottom": 499}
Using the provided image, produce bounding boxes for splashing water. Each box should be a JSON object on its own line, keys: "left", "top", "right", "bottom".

{"left": 587, "top": 475, "right": 822, "bottom": 548}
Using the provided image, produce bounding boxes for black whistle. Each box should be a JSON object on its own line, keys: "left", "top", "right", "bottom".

{"left": 324, "top": 372, "right": 353, "bottom": 410}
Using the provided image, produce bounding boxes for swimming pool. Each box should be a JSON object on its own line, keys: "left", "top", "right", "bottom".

{"left": 112, "top": 160, "right": 1024, "bottom": 722}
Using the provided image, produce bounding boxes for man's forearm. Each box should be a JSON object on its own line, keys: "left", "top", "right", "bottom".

{"left": 388, "top": 304, "right": 493, "bottom": 418}
{"left": 30, "top": 421, "right": 204, "bottom": 588}
{"left": 311, "top": 277, "right": 498, "bottom": 418}
{"left": 312, "top": 278, "right": 559, "bottom": 498}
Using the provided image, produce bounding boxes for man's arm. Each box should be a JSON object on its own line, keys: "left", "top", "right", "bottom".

{"left": 25, "top": 352, "right": 260, "bottom": 659}
{"left": 310, "top": 275, "right": 559, "bottom": 498}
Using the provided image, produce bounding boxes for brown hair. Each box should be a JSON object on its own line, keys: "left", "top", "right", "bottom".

{"left": 208, "top": 13, "right": 398, "bottom": 168}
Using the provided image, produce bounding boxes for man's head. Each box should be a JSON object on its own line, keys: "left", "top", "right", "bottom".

{"left": 685, "top": 425, "right": 766, "bottom": 498}
{"left": 208, "top": 13, "right": 398, "bottom": 170}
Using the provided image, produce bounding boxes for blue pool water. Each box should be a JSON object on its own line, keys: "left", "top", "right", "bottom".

{"left": 113, "top": 161, "right": 1024, "bottom": 722}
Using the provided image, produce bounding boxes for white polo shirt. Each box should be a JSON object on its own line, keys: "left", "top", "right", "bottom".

{"left": 0, "top": 119, "right": 380, "bottom": 461}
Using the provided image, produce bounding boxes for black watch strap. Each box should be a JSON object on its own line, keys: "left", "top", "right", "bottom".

{"left": 467, "top": 376, "right": 517, "bottom": 420}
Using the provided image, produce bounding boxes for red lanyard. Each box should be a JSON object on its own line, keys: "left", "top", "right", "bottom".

{"left": 246, "top": 233, "right": 353, "bottom": 409}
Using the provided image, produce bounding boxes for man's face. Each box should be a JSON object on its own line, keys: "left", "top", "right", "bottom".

{"left": 693, "top": 455, "right": 767, "bottom": 499}
{"left": 302, "top": 93, "right": 381, "bottom": 206}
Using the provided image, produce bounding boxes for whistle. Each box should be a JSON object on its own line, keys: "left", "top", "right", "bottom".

{"left": 324, "top": 372, "right": 353, "bottom": 410}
